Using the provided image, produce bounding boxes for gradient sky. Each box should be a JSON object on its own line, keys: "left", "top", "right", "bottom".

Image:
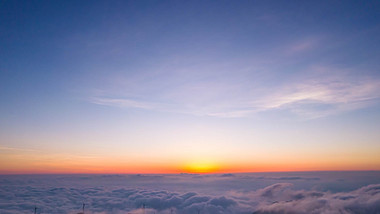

{"left": 1, "top": 0, "right": 380, "bottom": 173}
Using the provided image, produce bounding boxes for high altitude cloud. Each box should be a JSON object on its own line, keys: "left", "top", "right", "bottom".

{"left": 86, "top": 31, "right": 380, "bottom": 119}
{"left": 252, "top": 67, "right": 380, "bottom": 119}
{"left": 91, "top": 64, "right": 380, "bottom": 119}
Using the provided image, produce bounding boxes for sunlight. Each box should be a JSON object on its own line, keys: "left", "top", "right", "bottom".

{"left": 183, "top": 160, "right": 219, "bottom": 173}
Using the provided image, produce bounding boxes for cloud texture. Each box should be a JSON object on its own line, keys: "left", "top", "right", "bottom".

{"left": 90, "top": 63, "right": 380, "bottom": 119}
{"left": 1, "top": 172, "right": 379, "bottom": 214}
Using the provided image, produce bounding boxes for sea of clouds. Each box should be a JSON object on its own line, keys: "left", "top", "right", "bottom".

{"left": 0, "top": 172, "right": 379, "bottom": 214}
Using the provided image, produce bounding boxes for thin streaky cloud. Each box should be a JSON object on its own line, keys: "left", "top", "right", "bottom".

{"left": 0, "top": 146, "right": 39, "bottom": 152}
{"left": 90, "top": 97, "right": 160, "bottom": 110}
{"left": 284, "top": 38, "right": 321, "bottom": 56}
{"left": 90, "top": 67, "right": 380, "bottom": 119}
{"left": 253, "top": 71, "right": 380, "bottom": 118}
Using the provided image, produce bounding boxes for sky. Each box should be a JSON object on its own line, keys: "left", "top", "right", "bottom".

{"left": 1, "top": 0, "right": 380, "bottom": 173}
{"left": 1, "top": 172, "right": 380, "bottom": 213}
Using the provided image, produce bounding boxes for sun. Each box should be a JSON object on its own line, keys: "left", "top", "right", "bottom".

{"left": 182, "top": 160, "right": 219, "bottom": 173}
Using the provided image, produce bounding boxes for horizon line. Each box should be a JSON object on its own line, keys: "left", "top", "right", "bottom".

{"left": 1, "top": 169, "right": 380, "bottom": 176}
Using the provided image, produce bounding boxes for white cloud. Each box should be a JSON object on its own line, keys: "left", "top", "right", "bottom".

{"left": 91, "top": 97, "right": 159, "bottom": 110}
{"left": 284, "top": 38, "right": 320, "bottom": 55}
{"left": 86, "top": 36, "right": 380, "bottom": 120}
{"left": 252, "top": 69, "right": 380, "bottom": 118}
{"left": 90, "top": 68, "right": 380, "bottom": 119}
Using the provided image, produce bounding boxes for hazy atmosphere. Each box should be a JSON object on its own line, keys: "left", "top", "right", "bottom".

{"left": 1, "top": 0, "right": 380, "bottom": 213}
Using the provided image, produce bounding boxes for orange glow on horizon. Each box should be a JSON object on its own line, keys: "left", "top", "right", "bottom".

{"left": 1, "top": 161, "right": 379, "bottom": 175}
{"left": 1, "top": 151, "right": 380, "bottom": 174}
{"left": 182, "top": 160, "right": 220, "bottom": 173}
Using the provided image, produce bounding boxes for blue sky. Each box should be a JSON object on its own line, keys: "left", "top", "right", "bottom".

{"left": 0, "top": 0, "right": 380, "bottom": 173}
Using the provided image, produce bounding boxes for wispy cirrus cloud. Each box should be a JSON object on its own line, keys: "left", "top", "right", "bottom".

{"left": 91, "top": 97, "right": 159, "bottom": 110}
{"left": 252, "top": 69, "right": 380, "bottom": 118}
{"left": 90, "top": 66, "right": 380, "bottom": 119}
{"left": 0, "top": 146, "right": 38, "bottom": 152}
{"left": 284, "top": 38, "right": 320, "bottom": 56}
{"left": 86, "top": 34, "right": 380, "bottom": 120}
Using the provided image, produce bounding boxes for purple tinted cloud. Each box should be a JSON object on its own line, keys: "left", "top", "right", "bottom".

{"left": 0, "top": 172, "right": 379, "bottom": 214}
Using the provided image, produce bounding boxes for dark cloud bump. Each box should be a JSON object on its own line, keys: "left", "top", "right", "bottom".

{"left": 220, "top": 173, "right": 235, "bottom": 177}
{"left": 278, "top": 177, "right": 302, "bottom": 180}
{"left": 209, "top": 196, "right": 237, "bottom": 208}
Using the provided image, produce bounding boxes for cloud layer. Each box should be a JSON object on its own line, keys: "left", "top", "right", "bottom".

{"left": 1, "top": 172, "right": 379, "bottom": 214}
